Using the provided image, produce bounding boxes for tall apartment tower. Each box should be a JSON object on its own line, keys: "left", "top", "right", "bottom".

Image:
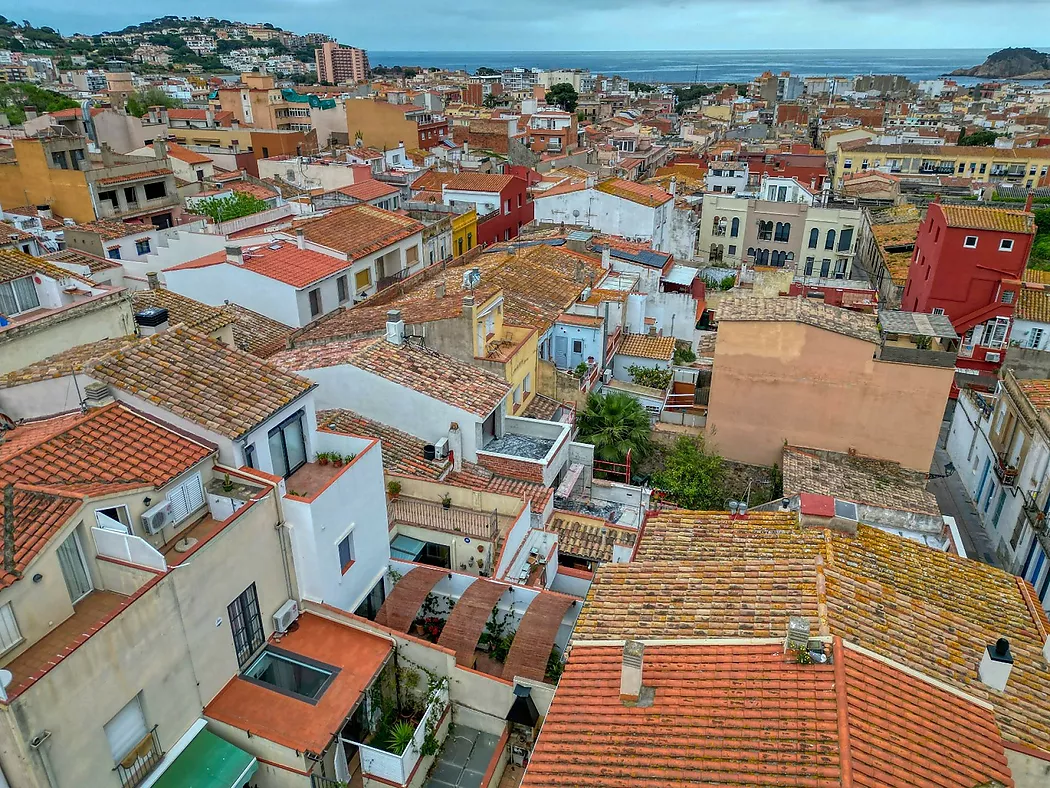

{"left": 315, "top": 42, "right": 370, "bottom": 84}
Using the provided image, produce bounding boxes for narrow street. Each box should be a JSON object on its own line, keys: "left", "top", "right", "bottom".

{"left": 927, "top": 419, "right": 1006, "bottom": 570}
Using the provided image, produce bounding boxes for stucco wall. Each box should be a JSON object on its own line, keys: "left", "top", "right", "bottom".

{"left": 1007, "top": 748, "right": 1050, "bottom": 788}
{"left": 706, "top": 320, "right": 951, "bottom": 471}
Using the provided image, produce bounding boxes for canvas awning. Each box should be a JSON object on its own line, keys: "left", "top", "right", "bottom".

{"left": 148, "top": 726, "right": 256, "bottom": 788}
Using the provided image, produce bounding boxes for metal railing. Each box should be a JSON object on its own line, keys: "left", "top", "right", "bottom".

{"left": 115, "top": 727, "right": 163, "bottom": 788}
{"left": 994, "top": 452, "right": 1019, "bottom": 487}
{"left": 311, "top": 775, "right": 344, "bottom": 788}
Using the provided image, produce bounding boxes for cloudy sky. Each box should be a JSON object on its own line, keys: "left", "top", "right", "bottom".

{"left": 14, "top": 0, "right": 1050, "bottom": 51}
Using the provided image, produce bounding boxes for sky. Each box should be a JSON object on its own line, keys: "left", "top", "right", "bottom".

{"left": 13, "top": 0, "right": 1050, "bottom": 52}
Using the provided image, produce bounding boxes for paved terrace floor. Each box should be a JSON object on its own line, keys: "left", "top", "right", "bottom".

{"left": 286, "top": 461, "right": 342, "bottom": 498}
{"left": 424, "top": 726, "right": 501, "bottom": 788}
{"left": 162, "top": 514, "right": 224, "bottom": 566}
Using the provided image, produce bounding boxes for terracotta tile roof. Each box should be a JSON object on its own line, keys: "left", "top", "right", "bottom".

{"left": 577, "top": 508, "right": 1050, "bottom": 756}
{"left": 1017, "top": 284, "right": 1050, "bottom": 323}
{"left": 410, "top": 170, "right": 458, "bottom": 193}
{"left": 617, "top": 332, "right": 674, "bottom": 361}
{"left": 3, "top": 206, "right": 65, "bottom": 230}
{"left": 89, "top": 327, "right": 314, "bottom": 439}
{"left": 444, "top": 462, "right": 553, "bottom": 513}
{"left": 716, "top": 296, "right": 881, "bottom": 344}
{"left": 169, "top": 240, "right": 351, "bottom": 289}
{"left": 523, "top": 639, "right": 1012, "bottom": 788}
{"left": 499, "top": 592, "right": 574, "bottom": 683}
{"left": 71, "top": 219, "right": 142, "bottom": 241}
{"left": 0, "top": 222, "right": 34, "bottom": 244}
{"left": 557, "top": 313, "right": 604, "bottom": 328}
{"left": 782, "top": 445, "right": 941, "bottom": 517}
{"left": 161, "top": 142, "right": 212, "bottom": 165}
{"left": 437, "top": 577, "right": 508, "bottom": 665}
{"left": 131, "top": 289, "right": 234, "bottom": 335}
{"left": 333, "top": 179, "right": 400, "bottom": 202}
{"left": 297, "top": 204, "right": 423, "bottom": 260}
{"left": 374, "top": 566, "right": 446, "bottom": 631}
{"left": 44, "top": 248, "right": 122, "bottom": 274}
{"left": 536, "top": 178, "right": 587, "bottom": 198}
{"left": 0, "top": 486, "right": 84, "bottom": 590}
{"left": 94, "top": 168, "right": 173, "bottom": 186}
{"left": 442, "top": 172, "right": 517, "bottom": 194}
{"left": 232, "top": 182, "right": 279, "bottom": 202}
{"left": 0, "top": 249, "right": 96, "bottom": 287}
{"left": 270, "top": 337, "right": 510, "bottom": 417}
{"left": 548, "top": 512, "right": 635, "bottom": 561}
{"left": 594, "top": 178, "right": 672, "bottom": 206}
{"left": 940, "top": 204, "right": 1035, "bottom": 234}
{"left": 521, "top": 393, "right": 561, "bottom": 421}
{"left": 0, "top": 336, "right": 136, "bottom": 388}
{"left": 1015, "top": 379, "right": 1050, "bottom": 411}
{"left": 225, "top": 303, "right": 293, "bottom": 358}
{"left": 1023, "top": 268, "right": 1050, "bottom": 285}
{"left": 317, "top": 408, "right": 447, "bottom": 478}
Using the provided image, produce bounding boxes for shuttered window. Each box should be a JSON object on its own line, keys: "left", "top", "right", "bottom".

{"left": 104, "top": 695, "right": 147, "bottom": 762}
{"left": 167, "top": 473, "right": 204, "bottom": 524}
{"left": 0, "top": 604, "right": 22, "bottom": 653}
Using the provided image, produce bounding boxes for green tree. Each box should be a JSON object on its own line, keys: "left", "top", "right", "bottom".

{"left": 190, "top": 192, "right": 269, "bottom": 223}
{"left": 629, "top": 81, "right": 655, "bottom": 93}
{"left": 652, "top": 436, "right": 727, "bottom": 510}
{"left": 475, "top": 66, "right": 500, "bottom": 76}
{"left": 627, "top": 364, "right": 672, "bottom": 390}
{"left": 577, "top": 392, "right": 652, "bottom": 466}
{"left": 958, "top": 130, "right": 1002, "bottom": 146}
{"left": 545, "top": 82, "right": 578, "bottom": 112}
{"left": 0, "top": 82, "right": 78, "bottom": 125}
{"left": 125, "top": 87, "right": 183, "bottom": 117}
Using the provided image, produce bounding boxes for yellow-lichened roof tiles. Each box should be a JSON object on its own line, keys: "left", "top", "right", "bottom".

{"left": 1024, "top": 268, "right": 1050, "bottom": 284}
{"left": 89, "top": 327, "right": 314, "bottom": 439}
{"left": 0, "top": 336, "right": 137, "bottom": 388}
{"left": 297, "top": 204, "right": 424, "bottom": 260}
{"left": 548, "top": 512, "right": 636, "bottom": 562}
{"left": 0, "top": 249, "right": 96, "bottom": 287}
{"left": 45, "top": 248, "right": 122, "bottom": 274}
{"left": 1016, "top": 379, "right": 1050, "bottom": 411}
{"left": 617, "top": 333, "right": 675, "bottom": 361}
{"left": 1017, "top": 285, "right": 1050, "bottom": 324}
{"left": 594, "top": 178, "right": 672, "bottom": 206}
{"left": 225, "top": 303, "right": 293, "bottom": 358}
{"left": 940, "top": 204, "right": 1035, "bottom": 234}
{"left": 131, "top": 289, "right": 234, "bottom": 336}
{"left": 717, "top": 296, "right": 881, "bottom": 344}
{"left": 574, "top": 508, "right": 1050, "bottom": 756}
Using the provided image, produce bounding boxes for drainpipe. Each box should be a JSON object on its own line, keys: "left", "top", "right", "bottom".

{"left": 29, "top": 731, "right": 57, "bottom": 788}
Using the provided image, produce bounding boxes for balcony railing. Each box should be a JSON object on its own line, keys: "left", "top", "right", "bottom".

{"left": 115, "top": 727, "right": 163, "bottom": 788}
{"left": 994, "top": 452, "right": 1019, "bottom": 487}
{"left": 389, "top": 498, "right": 499, "bottom": 541}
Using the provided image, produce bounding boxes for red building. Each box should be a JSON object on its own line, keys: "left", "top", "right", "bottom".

{"left": 441, "top": 173, "right": 533, "bottom": 246}
{"left": 902, "top": 200, "right": 1036, "bottom": 383}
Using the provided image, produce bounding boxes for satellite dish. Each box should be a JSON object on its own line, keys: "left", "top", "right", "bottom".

{"left": 462, "top": 268, "right": 481, "bottom": 291}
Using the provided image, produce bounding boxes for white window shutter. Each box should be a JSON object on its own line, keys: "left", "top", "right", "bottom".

{"left": 0, "top": 604, "right": 22, "bottom": 652}
{"left": 104, "top": 696, "right": 147, "bottom": 761}
{"left": 168, "top": 474, "right": 204, "bottom": 524}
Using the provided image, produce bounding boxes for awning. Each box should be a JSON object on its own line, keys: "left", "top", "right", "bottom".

{"left": 390, "top": 534, "right": 426, "bottom": 562}
{"left": 149, "top": 726, "right": 257, "bottom": 788}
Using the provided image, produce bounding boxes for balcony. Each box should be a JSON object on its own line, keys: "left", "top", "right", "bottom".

{"left": 115, "top": 727, "right": 163, "bottom": 788}
{"left": 994, "top": 452, "right": 1019, "bottom": 487}
{"left": 389, "top": 497, "right": 501, "bottom": 541}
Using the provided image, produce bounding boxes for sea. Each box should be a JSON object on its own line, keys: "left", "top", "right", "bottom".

{"left": 367, "top": 48, "right": 1050, "bottom": 85}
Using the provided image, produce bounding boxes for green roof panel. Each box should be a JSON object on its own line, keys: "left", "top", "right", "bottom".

{"left": 151, "top": 728, "right": 256, "bottom": 788}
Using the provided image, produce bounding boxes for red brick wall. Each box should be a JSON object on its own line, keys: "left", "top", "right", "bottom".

{"left": 476, "top": 452, "right": 546, "bottom": 484}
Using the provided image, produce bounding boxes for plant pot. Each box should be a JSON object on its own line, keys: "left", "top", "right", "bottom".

{"left": 442, "top": 501, "right": 451, "bottom": 510}
{"left": 317, "top": 458, "right": 329, "bottom": 466}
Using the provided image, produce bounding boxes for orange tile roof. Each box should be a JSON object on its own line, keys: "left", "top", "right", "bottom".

{"left": 557, "top": 313, "right": 604, "bottom": 328}
{"left": 595, "top": 178, "right": 673, "bottom": 206}
{"left": 89, "top": 327, "right": 314, "bottom": 439}
{"left": 410, "top": 170, "right": 459, "bottom": 193}
{"left": 70, "top": 218, "right": 147, "bottom": 242}
{"left": 442, "top": 172, "right": 518, "bottom": 193}
{"left": 523, "top": 639, "right": 1011, "bottom": 788}
{"left": 1, "top": 402, "right": 213, "bottom": 500}
{"left": 1016, "top": 379, "right": 1050, "bottom": 411}
{"left": 232, "top": 182, "right": 279, "bottom": 202}
{"left": 94, "top": 168, "right": 173, "bottom": 186}
{"left": 204, "top": 612, "right": 392, "bottom": 754}
{"left": 297, "top": 204, "right": 424, "bottom": 260}
{"left": 0, "top": 249, "right": 96, "bottom": 287}
{"left": 169, "top": 240, "right": 351, "bottom": 289}
{"left": 270, "top": 336, "right": 510, "bottom": 417}
{"left": 131, "top": 289, "right": 234, "bottom": 335}
{"left": 44, "top": 248, "right": 122, "bottom": 274}
{"left": 225, "top": 303, "right": 293, "bottom": 358}
{"left": 318, "top": 408, "right": 447, "bottom": 478}
{"left": 617, "top": 332, "right": 675, "bottom": 360}
{"left": 161, "top": 142, "right": 212, "bottom": 165}
{"left": 939, "top": 204, "right": 1035, "bottom": 234}
{"left": 1017, "top": 285, "right": 1050, "bottom": 324}
{"left": 0, "top": 486, "right": 83, "bottom": 590}
{"left": 333, "top": 179, "right": 401, "bottom": 202}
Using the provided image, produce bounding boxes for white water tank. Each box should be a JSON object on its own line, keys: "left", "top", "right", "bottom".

{"left": 625, "top": 293, "right": 646, "bottom": 335}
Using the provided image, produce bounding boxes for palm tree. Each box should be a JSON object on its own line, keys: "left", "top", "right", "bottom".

{"left": 577, "top": 392, "right": 652, "bottom": 466}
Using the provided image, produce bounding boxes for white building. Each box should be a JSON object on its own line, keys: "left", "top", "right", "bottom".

{"left": 533, "top": 178, "right": 674, "bottom": 252}
{"left": 704, "top": 161, "right": 748, "bottom": 194}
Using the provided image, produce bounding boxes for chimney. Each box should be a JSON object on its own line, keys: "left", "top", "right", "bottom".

{"left": 36, "top": 205, "right": 52, "bottom": 220}
{"left": 296, "top": 228, "right": 306, "bottom": 251}
{"left": 206, "top": 108, "right": 214, "bottom": 127}
{"left": 1026, "top": 193, "right": 1034, "bottom": 212}
{"left": 99, "top": 142, "right": 114, "bottom": 169}
{"left": 601, "top": 246, "right": 611, "bottom": 269}
{"left": 153, "top": 137, "right": 167, "bottom": 160}
{"left": 668, "top": 176, "right": 677, "bottom": 197}
{"left": 160, "top": 107, "right": 169, "bottom": 126}
{"left": 978, "top": 637, "right": 1014, "bottom": 692}
{"left": 82, "top": 381, "right": 115, "bottom": 409}
{"left": 462, "top": 294, "right": 475, "bottom": 315}
{"left": 146, "top": 271, "right": 160, "bottom": 290}
{"left": 448, "top": 422, "right": 463, "bottom": 472}
{"left": 134, "top": 306, "right": 169, "bottom": 336}
{"left": 585, "top": 174, "right": 596, "bottom": 189}
{"left": 225, "top": 245, "right": 243, "bottom": 265}
{"left": 386, "top": 309, "right": 405, "bottom": 345}
{"left": 24, "top": 106, "right": 37, "bottom": 121}
{"left": 435, "top": 281, "right": 446, "bottom": 299}
{"left": 620, "top": 640, "right": 645, "bottom": 703}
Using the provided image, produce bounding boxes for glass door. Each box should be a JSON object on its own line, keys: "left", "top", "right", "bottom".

{"left": 57, "top": 530, "right": 93, "bottom": 604}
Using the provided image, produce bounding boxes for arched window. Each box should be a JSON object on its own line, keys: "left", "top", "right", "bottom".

{"left": 758, "top": 221, "right": 773, "bottom": 241}
{"left": 808, "top": 227, "right": 819, "bottom": 249}
{"left": 709, "top": 243, "right": 724, "bottom": 263}
{"left": 747, "top": 247, "right": 756, "bottom": 260}
{"left": 825, "top": 229, "right": 836, "bottom": 250}
{"left": 730, "top": 217, "right": 740, "bottom": 237}
{"left": 711, "top": 215, "right": 721, "bottom": 234}
{"left": 467, "top": 232, "right": 473, "bottom": 250}
{"left": 775, "top": 222, "right": 790, "bottom": 242}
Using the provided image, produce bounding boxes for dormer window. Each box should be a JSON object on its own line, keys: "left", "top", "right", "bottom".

{"left": 0, "top": 276, "right": 41, "bottom": 317}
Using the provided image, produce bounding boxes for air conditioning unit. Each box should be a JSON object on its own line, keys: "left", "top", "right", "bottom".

{"left": 986, "top": 352, "right": 1002, "bottom": 363}
{"left": 141, "top": 499, "right": 173, "bottom": 535}
{"left": 434, "top": 437, "right": 450, "bottom": 459}
{"left": 273, "top": 599, "right": 299, "bottom": 633}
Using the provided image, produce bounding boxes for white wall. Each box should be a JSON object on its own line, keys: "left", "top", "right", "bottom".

{"left": 166, "top": 261, "right": 303, "bottom": 327}
{"left": 533, "top": 189, "right": 671, "bottom": 251}
{"left": 1013, "top": 318, "right": 1050, "bottom": 351}
{"left": 444, "top": 189, "right": 500, "bottom": 215}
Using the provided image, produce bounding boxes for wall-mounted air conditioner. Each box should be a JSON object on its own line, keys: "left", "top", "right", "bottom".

{"left": 434, "top": 437, "right": 450, "bottom": 459}
{"left": 273, "top": 599, "right": 299, "bottom": 633}
{"left": 141, "top": 499, "right": 173, "bottom": 535}
{"left": 986, "top": 352, "right": 1002, "bottom": 363}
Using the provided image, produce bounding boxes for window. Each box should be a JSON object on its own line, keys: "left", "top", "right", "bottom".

{"left": 1002, "top": 290, "right": 1015, "bottom": 304}
{"left": 820, "top": 259, "right": 831, "bottom": 278}
{"left": 228, "top": 583, "right": 265, "bottom": 668}
{"left": 99, "top": 190, "right": 118, "bottom": 207}
{"left": 124, "top": 187, "right": 138, "bottom": 205}
{"left": 804, "top": 257, "right": 814, "bottom": 276}
{"left": 0, "top": 603, "right": 22, "bottom": 654}
{"left": 838, "top": 227, "right": 854, "bottom": 252}
{"left": 244, "top": 443, "right": 256, "bottom": 468}
{"left": 1000, "top": 239, "right": 1014, "bottom": 252}
{"left": 932, "top": 307, "right": 945, "bottom": 315}
{"left": 513, "top": 385, "right": 522, "bottom": 405}
{"left": 107, "top": 247, "right": 121, "bottom": 259}
{"left": 808, "top": 228, "right": 819, "bottom": 249}
{"left": 95, "top": 505, "right": 131, "bottom": 534}
{"left": 730, "top": 217, "right": 739, "bottom": 237}
{"left": 1028, "top": 328, "right": 1045, "bottom": 349}
{"left": 354, "top": 269, "right": 371, "bottom": 291}
{"left": 728, "top": 245, "right": 737, "bottom": 256}
{"left": 517, "top": 193, "right": 522, "bottom": 208}
{"left": 337, "top": 275, "right": 349, "bottom": 303}
{"left": 572, "top": 339, "right": 584, "bottom": 354}
{"left": 0, "top": 276, "right": 40, "bottom": 317}
{"left": 268, "top": 410, "right": 307, "bottom": 478}
{"left": 135, "top": 238, "right": 151, "bottom": 255}
{"left": 143, "top": 181, "right": 166, "bottom": 200}
{"left": 757, "top": 221, "right": 773, "bottom": 241}
{"left": 834, "top": 258, "right": 848, "bottom": 279}
{"left": 261, "top": 147, "right": 269, "bottom": 158}
{"left": 843, "top": 159, "right": 852, "bottom": 168}
{"left": 243, "top": 648, "right": 336, "bottom": 702}
{"left": 825, "top": 229, "right": 836, "bottom": 250}
{"left": 980, "top": 163, "right": 987, "bottom": 174}
{"left": 355, "top": 578, "right": 387, "bottom": 620}
{"left": 50, "top": 151, "right": 68, "bottom": 169}
{"left": 308, "top": 288, "right": 322, "bottom": 317}
{"left": 774, "top": 222, "right": 790, "bottom": 242}
{"left": 338, "top": 532, "right": 355, "bottom": 574}
{"left": 167, "top": 473, "right": 205, "bottom": 524}
{"left": 105, "top": 695, "right": 148, "bottom": 763}
{"left": 467, "top": 232, "right": 473, "bottom": 250}
{"left": 964, "top": 236, "right": 978, "bottom": 248}
{"left": 406, "top": 245, "right": 419, "bottom": 266}
{"left": 504, "top": 199, "right": 511, "bottom": 214}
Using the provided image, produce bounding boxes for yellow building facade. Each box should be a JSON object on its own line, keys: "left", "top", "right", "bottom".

{"left": 0, "top": 138, "right": 95, "bottom": 223}
{"left": 451, "top": 209, "right": 478, "bottom": 258}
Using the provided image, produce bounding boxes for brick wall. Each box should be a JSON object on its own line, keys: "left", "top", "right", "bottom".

{"left": 475, "top": 452, "right": 546, "bottom": 484}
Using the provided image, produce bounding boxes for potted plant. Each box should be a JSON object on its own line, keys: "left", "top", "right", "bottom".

{"left": 386, "top": 721, "right": 416, "bottom": 755}
{"left": 441, "top": 492, "right": 452, "bottom": 510}
{"left": 316, "top": 452, "right": 331, "bottom": 466}
{"left": 387, "top": 480, "right": 402, "bottom": 499}
{"left": 221, "top": 472, "right": 234, "bottom": 493}
{"left": 332, "top": 453, "right": 346, "bottom": 467}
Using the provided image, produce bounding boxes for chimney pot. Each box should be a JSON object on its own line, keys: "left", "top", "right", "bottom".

{"left": 296, "top": 228, "right": 306, "bottom": 251}
{"left": 1026, "top": 193, "right": 1034, "bottom": 212}
{"left": 435, "top": 282, "right": 446, "bottom": 299}
{"left": 146, "top": 271, "right": 160, "bottom": 290}
{"left": 386, "top": 309, "right": 405, "bottom": 345}
{"left": 978, "top": 637, "right": 1014, "bottom": 692}
{"left": 620, "top": 640, "right": 645, "bottom": 704}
